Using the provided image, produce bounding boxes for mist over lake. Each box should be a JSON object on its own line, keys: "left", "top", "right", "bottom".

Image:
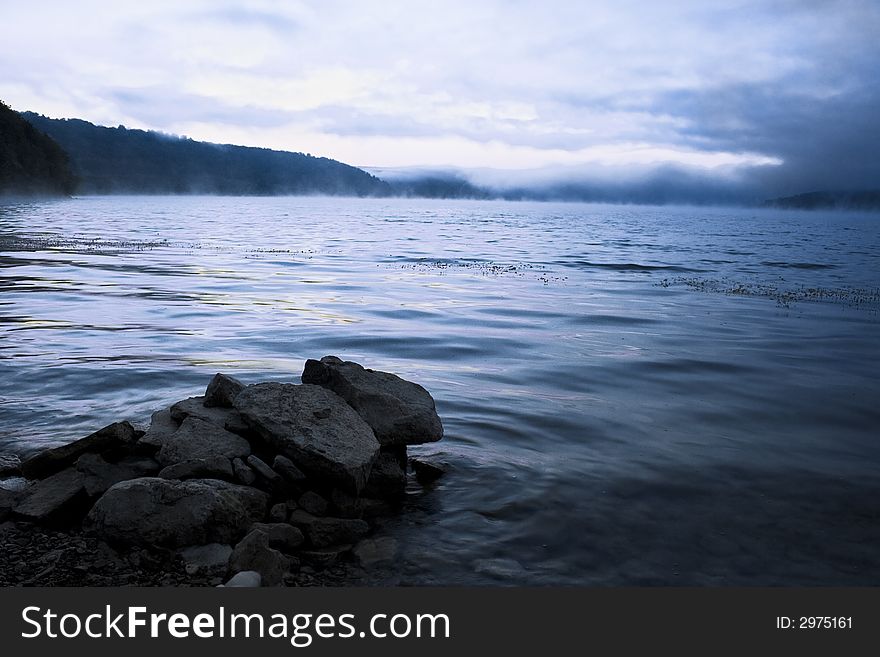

{"left": 2, "top": 195, "right": 878, "bottom": 585}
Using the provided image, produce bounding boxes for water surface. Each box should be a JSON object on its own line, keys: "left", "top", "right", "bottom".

{"left": 2, "top": 196, "right": 879, "bottom": 585}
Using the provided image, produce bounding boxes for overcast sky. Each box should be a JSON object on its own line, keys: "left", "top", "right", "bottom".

{"left": 1, "top": 0, "right": 878, "bottom": 196}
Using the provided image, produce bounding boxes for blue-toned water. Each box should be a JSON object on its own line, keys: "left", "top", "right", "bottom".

{"left": 2, "top": 196, "right": 879, "bottom": 585}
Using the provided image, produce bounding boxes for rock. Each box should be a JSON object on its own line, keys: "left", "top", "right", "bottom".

{"left": 273, "top": 455, "right": 307, "bottom": 486}
{"left": 0, "top": 476, "right": 30, "bottom": 493}
{"left": 473, "top": 558, "right": 526, "bottom": 580}
{"left": 232, "top": 458, "right": 256, "bottom": 486}
{"left": 411, "top": 458, "right": 446, "bottom": 484}
{"left": 137, "top": 409, "right": 179, "bottom": 452}
{"left": 268, "top": 502, "right": 288, "bottom": 523}
{"left": 246, "top": 455, "right": 284, "bottom": 492}
{"left": 87, "top": 477, "right": 268, "bottom": 548}
{"left": 235, "top": 383, "right": 380, "bottom": 493}
{"left": 228, "top": 529, "right": 289, "bottom": 586}
{"left": 0, "top": 454, "right": 21, "bottom": 477}
{"left": 20, "top": 422, "right": 139, "bottom": 479}
{"left": 250, "top": 522, "right": 305, "bottom": 552}
{"left": 305, "top": 517, "right": 369, "bottom": 548}
{"left": 76, "top": 453, "right": 160, "bottom": 497}
{"left": 298, "top": 491, "right": 328, "bottom": 516}
{"left": 302, "top": 356, "right": 443, "bottom": 447}
{"left": 13, "top": 468, "right": 88, "bottom": 524}
{"left": 179, "top": 543, "right": 232, "bottom": 577}
{"left": 363, "top": 449, "right": 406, "bottom": 498}
{"left": 287, "top": 509, "right": 317, "bottom": 528}
{"left": 157, "top": 416, "right": 250, "bottom": 466}
{"left": 300, "top": 545, "right": 351, "bottom": 569}
{"left": 360, "top": 498, "right": 394, "bottom": 519}
{"left": 353, "top": 537, "right": 398, "bottom": 567}
{"left": 170, "top": 396, "right": 249, "bottom": 436}
{"left": 158, "top": 456, "right": 234, "bottom": 481}
{"left": 223, "top": 570, "right": 261, "bottom": 587}
{"left": 204, "top": 373, "right": 245, "bottom": 408}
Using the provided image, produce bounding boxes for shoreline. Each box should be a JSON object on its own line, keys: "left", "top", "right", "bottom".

{"left": 1, "top": 357, "right": 445, "bottom": 587}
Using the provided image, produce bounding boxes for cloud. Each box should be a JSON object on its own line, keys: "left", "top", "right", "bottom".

{"left": 1, "top": 0, "right": 878, "bottom": 199}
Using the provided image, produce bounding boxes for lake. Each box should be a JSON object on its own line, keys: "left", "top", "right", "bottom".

{"left": 1, "top": 195, "right": 879, "bottom": 585}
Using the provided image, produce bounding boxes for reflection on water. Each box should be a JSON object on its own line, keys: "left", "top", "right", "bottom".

{"left": 1, "top": 196, "right": 879, "bottom": 585}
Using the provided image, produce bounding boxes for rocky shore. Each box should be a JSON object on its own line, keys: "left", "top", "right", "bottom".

{"left": 0, "top": 356, "right": 445, "bottom": 587}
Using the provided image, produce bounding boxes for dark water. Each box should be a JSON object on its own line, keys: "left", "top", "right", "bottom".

{"left": 2, "top": 196, "right": 879, "bottom": 585}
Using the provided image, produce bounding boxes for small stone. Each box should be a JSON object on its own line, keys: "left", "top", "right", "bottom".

{"left": 13, "top": 468, "right": 87, "bottom": 524}
{"left": 232, "top": 458, "right": 256, "bottom": 486}
{"left": 353, "top": 537, "right": 398, "bottom": 567}
{"left": 364, "top": 449, "right": 406, "bottom": 498}
{"left": 204, "top": 373, "right": 245, "bottom": 408}
{"left": 250, "top": 522, "right": 305, "bottom": 552}
{"left": 137, "top": 409, "right": 179, "bottom": 453}
{"left": 223, "top": 570, "right": 261, "bottom": 587}
{"left": 300, "top": 545, "right": 352, "bottom": 569}
{"left": 273, "top": 455, "right": 307, "bottom": 485}
{"left": 76, "top": 453, "right": 159, "bottom": 497}
{"left": 229, "top": 529, "right": 290, "bottom": 586}
{"left": 411, "top": 458, "right": 446, "bottom": 484}
{"left": 298, "top": 491, "right": 328, "bottom": 516}
{"left": 268, "top": 502, "right": 288, "bottom": 523}
{"left": 247, "top": 455, "right": 283, "bottom": 491}
{"left": 179, "top": 543, "right": 233, "bottom": 576}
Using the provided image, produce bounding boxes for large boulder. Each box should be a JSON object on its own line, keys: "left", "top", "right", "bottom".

{"left": 137, "top": 409, "right": 179, "bottom": 452}
{"left": 20, "top": 422, "right": 139, "bottom": 479}
{"left": 204, "top": 373, "right": 245, "bottom": 408}
{"left": 86, "top": 477, "right": 268, "bottom": 548}
{"left": 234, "top": 383, "right": 380, "bottom": 493}
{"left": 157, "top": 416, "right": 251, "bottom": 466}
{"left": 301, "top": 356, "right": 443, "bottom": 447}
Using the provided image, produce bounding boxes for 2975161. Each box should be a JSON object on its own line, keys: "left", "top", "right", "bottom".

{"left": 776, "top": 617, "right": 852, "bottom": 629}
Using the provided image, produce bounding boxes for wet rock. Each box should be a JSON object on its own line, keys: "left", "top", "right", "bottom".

{"left": 287, "top": 508, "right": 318, "bottom": 529}
{"left": 329, "top": 488, "right": 364, "bottom": 519}
{"left": 273, "top": 454, "right": 307, "bottom": 486}
{"left": 411, "top": 458, "right": 446, "bottom": 484}
{"left": 302, "top": 356, "right": 443, "bottom": 447}
{"left": 298, "top": 491, "right": 328, "bottom": 516}
{"left": 229, "top": 458, "right": 253, "bottom": 486}
{"left": 250, "top": 522, "right": 305, "bottom": 552}
{"left": 364, "top": 449, "right": 406, "bottom": 498}
{"left": 137, "top": 409, "right": 179, "bottom": 452}
{"left": 305, "top": 517, "right": 369, "bottom": 548}
{"left": 0, "top": 454, "right": 21, "bottom": 477}
{"left": 353, "top": 537, "right": 398, "bottom": 567}
{"left": 158, "top": 456, "right": 233, "bottom": 481}
{"left": 0, "top": 488, "right": 16, "bottom": 522}
{"left": 20, "top": 422, "right": 139, "bottom": 479}
{"left": 157, "top": 416, "right": 250, "bottom": 466}
{"left": 76, "top": 453, "right": 160, "bottom": 497}
{"left": 204, "top": 373, "right": 245, "bottom": 408}
{"left": 223, "top": 570, "right": 261, "bottom": 587}
{"left": 179, "top": 543, "right": 232, "bottom": 577}
{"left": 87, "top": 477, "right": 268, "bottom": 548}
{"left": 235, "top": 382, "right": 379, "bottom": 493}
{"left": 228, "top": 529, "right": 289, "bottom": 586}
{"left": 13, "top": 468, "right": 88, "bottom": 524}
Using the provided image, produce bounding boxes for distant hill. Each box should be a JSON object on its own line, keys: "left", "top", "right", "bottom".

{"left": 21, "top": 112, "right": 390, "bottom": 196}
{"left": 0, "top": 101, "right": 76, "bottom": 195}
{"left": 763, "top": 190, "right": 880, "bottom": 211}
